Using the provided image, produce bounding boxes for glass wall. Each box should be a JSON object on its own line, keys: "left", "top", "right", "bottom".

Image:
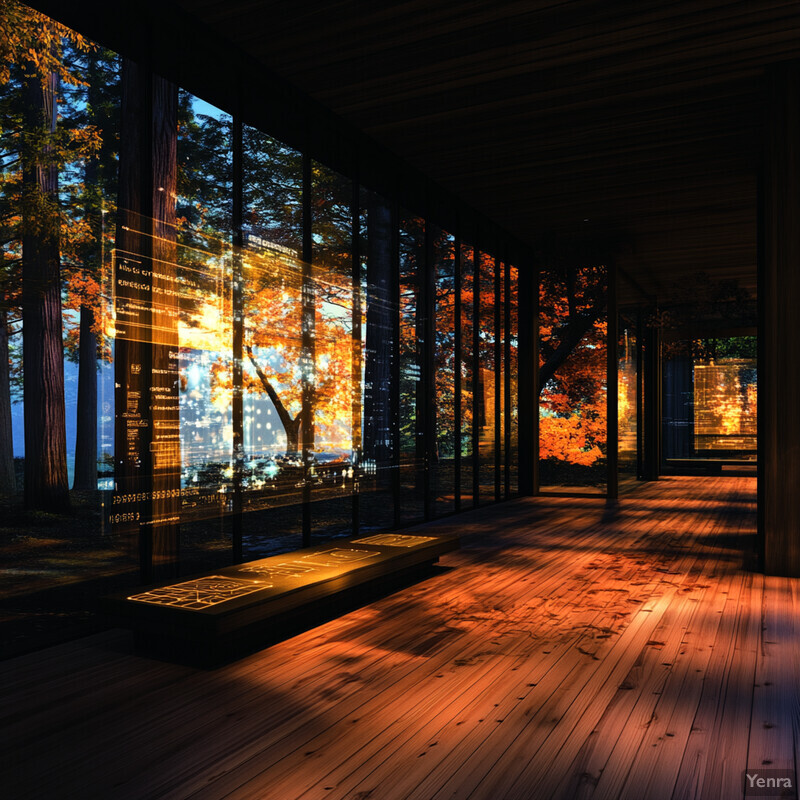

{"left": 538, "top": 264, "right": 608, "bottom": 494}
{"left": 0, "top": 3, "right": 527, "bottom": 656}
{"left": 662, "top": 335, "right": 757, "bottom": 465}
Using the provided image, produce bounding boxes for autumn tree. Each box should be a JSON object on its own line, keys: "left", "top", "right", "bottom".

{"left": 61, "top": 46, "right": 119, "bottom": 490}
{"left": 0, "top": 62, "right": 21, "bottom": 493}
{"left": 0, "top": 3, "right": 96, "bottom": 509}
{"left": 539, "top": 263, "right": 608, "bottom": 469}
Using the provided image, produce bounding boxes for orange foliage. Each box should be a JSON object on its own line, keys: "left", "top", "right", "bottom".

{"left": 539, "top": 264, "right": 607, "bottom": 466}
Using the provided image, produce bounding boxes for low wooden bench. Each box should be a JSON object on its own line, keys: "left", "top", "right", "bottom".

{"left": 663, "top": 458, "right": 757, "bottom": 476}
{"left": 104, "top": 532, "right": 459, "bottom": 663}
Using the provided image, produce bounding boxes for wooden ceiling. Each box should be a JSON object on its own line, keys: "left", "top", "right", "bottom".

{"left": 167, "top": 0, "right": 800, "bottom": 301}
{"left": 167, "top": 0, "right": 800, "bottom": 295}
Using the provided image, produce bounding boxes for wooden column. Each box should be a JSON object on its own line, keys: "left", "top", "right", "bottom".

{"left": 761, "top": 62, "right": 800, "bottom": 576}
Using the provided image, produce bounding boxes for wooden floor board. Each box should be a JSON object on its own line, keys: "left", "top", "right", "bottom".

{"left": 2, "top": 477, "right": 789, "bottom": 800}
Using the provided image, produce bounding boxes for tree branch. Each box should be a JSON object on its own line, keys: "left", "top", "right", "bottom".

{"left": 245, "top": 343, "right": 298, "bottom": 431}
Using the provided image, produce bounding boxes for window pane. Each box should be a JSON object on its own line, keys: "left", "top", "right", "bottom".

{"left": 478, "top": 253, "right": 496, "bottom": 504}
{"left": 310, "top": 162, "right": 355, "bottom": 542}
{"left": 509, "top": 265, "right": 519, "bottom": 495}
{"left": 398, "top": 213, "right": 425, "bottom": 524}
{"left": 662, "top": 336, "right": 757, "bottom": 467}
{"left": 175, "top": 90, "right": 234, "bottom": 572}
{"left": 460, "top": 245, "right": 475, "bottom": 509}
{"left": 241, "top": 127, "right": 304, "bottom": 556}
{"left": 360, "top": 189, "right": 396, "bottom": 532}
{"left": 618, "top": 311, "right": 639, "bottom": 491}
{"left": 433, "top": 228, "right": 456, "bottom": 517}
{"left": 539, "top": 264, "right": 608, "bottom": 494}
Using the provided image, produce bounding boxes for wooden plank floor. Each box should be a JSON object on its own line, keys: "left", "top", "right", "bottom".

{"left": 2, "top": 476, "right": 796, "bottom": 800}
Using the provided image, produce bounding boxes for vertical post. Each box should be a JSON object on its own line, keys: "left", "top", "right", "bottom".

{"left": 761, "top": 62, "right": 800, "bottom": 576}
{"left": 607, "top": 260, "right": 619, "bottom": 500}
{"left": 115, "top": 57, "right": 155, "bottom": 583}
{"left": 148, "top": 74, "right": 180, "bottom": 581}
{"left": 231, "top": 117, "right": 244, "bottom": 563}
{"left": 453, "top": 235, "right": 462, "bottom": 512}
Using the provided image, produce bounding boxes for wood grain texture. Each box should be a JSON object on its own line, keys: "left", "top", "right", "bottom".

{"left": 3, "top": 476, "right": 792, "bottom": 800}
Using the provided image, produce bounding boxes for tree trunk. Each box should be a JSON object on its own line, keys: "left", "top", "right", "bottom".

{"left": 22, "top": 64, "right": 70, "bottom": 511}
{"left": 0, "top": 311, "right": 15, "bottom": 494}
{"left": 284, "top": 416, "right": 301, "bottom": 455}
{"left": 246, "top": 345, "right": 302, "bottom": 456}
{"left": 73, "top": 52, "right": 103, "bottom": 491}
{"left": 72, "top": 302, "right": 97, "bottom": 489}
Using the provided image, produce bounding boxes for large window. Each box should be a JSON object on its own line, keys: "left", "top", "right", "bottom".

{"left": 662, "top": 335, "right": 757, "bottom": 463}
{"left": 539, "top": 264, "right": 608, "bottom": 494}
{"left": 241, "top": 127, "right": 304, "bottom": 554}
{"left": 398, "top": 213, "right": 426, "bottom": 524}
{"left": 0, "top": 2, "right": 528, "bottom": 656}
{"left": 310, "top": 161, "right": 355, "bottom": 541}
